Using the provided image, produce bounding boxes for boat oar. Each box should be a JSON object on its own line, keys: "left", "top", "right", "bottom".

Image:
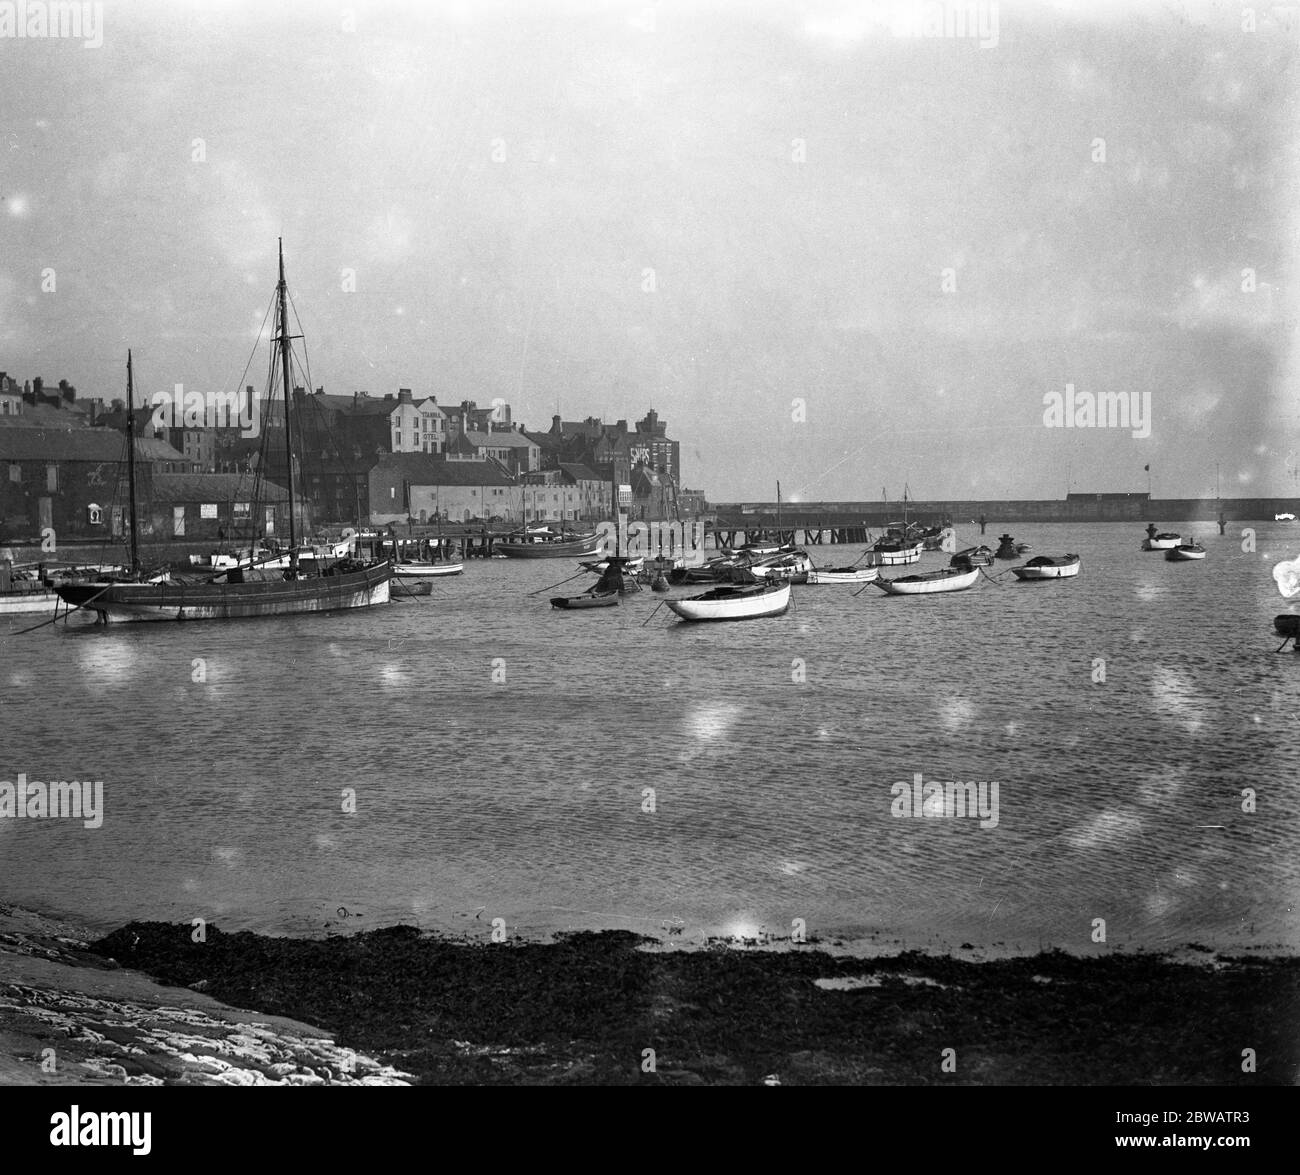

{"left": 527, "top": 569, "right": 590, "bottom": 597}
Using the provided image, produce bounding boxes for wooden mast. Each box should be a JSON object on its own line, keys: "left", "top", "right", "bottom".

{"left": 125, "top": 349, "right": 139, "bottom": 577}
{"left": 276, "top": 239, "right": 298, "bottom": 573}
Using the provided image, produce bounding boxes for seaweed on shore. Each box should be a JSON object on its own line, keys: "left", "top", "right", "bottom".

{"left": 91, "top": 923, "right": 1300, "bottom": 1086}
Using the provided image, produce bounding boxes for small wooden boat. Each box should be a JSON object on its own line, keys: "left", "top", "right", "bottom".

{"left": 1142, "top": 531, "right": 1181, "bottom": 551}
{"left": 498, "top": 529, "right": 600, "bottom": 558}
{"left": 391, "top": 579, "right": 434, "bottom": 597}
{"left": 551, "top": 591, "right": 619, "bottom": 610}
{"left": 0, "top": 584, "right": 62, "bottom": 616}
{"left": 580, "top": 556, "right": 644, "bottom": 575}
{"left": 873, "top": 565, "right": 980, "bottom": 595}
{"left": 1166, "top": 541, "right": 1206, "bottom": 561}
{"left": 666, "top": 579, "right": 791, "bottom": 621}
{"left": 994, "top": 534, "right": 1021, "bottom": 560}
{"left": 748, "top": 550, "right": 813, "bottom": 583}
{"left": 951, "top": 545, "right": 994, "bottom": 567}
{"left": 862, "top": 541, "right": 923, "bottom": 566}
{"left": 589, "top": 555, "right": 641, "bottom": 595}
{"left": 393, "top": 560, "right": 464, "bottom": 577}
{"left": 806, "top": 565, "right": 879, "bottom": 585}
{"left": 1012, "top": 554, "right": 1081, "bottom": 580}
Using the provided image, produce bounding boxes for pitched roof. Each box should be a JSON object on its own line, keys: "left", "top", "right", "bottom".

{"left": 631, "top": 466, "right": 666, "bottom": 493}
{"left": 372, "top": 453, "right": 515, "bottom": 487}
{"left": 133, "top": 436, "right": 188, "bottom": 462}
{"left": 151, "top": 473, "right": 289, "bottom": 502}
{"left": 558, "top": 462, "right": 603, "bottom": 482}
{"left": 0, "top": 403, "right": 98, "bottom": 429}
{"left": 464, "top": 429, "right": 537, "bottom": 450}
{"left": 0, "top": 426, "right": 125, "bottom": 461}
{"left": 524, "top": 430, "right": 563, "bottom": 452}
{"left": 311, "top": 392, "right": 400, "bottom": 417}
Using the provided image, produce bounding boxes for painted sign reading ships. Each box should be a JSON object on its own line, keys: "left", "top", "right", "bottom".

{"left": 596, "top": 519, "right": 707, "bottom": 566}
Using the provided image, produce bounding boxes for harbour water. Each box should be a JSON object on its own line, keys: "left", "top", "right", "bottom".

{"left": 2, "top": 521, "right": 1298, "bottom": 955}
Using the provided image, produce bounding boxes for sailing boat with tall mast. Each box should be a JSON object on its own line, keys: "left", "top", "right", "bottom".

{"left": 57, "top": 242, "right": 392, "bottom": 623}
{"left": 864, "top": 485, "right": 922, "bottom": 566}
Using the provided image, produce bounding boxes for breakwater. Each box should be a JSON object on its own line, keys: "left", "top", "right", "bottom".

{"left": 713, "top": 496, "right": 1296, "bottom": 528}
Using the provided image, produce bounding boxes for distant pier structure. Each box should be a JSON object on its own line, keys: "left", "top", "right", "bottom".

{"left": 708, "top": 493, "right": 1300, "bottom": 543}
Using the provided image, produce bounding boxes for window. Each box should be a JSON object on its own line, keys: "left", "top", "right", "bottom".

{"left": 234, "top": 502, "right": 250, "bottom": 519}
{"left": 8, "top": 463, "right": 19, "bottom": 483}
{"left": 46, "top": 464, "right": 58, "bottom": 492}
{"left": 390, "top": 486, "right": 396, "bottom": 499}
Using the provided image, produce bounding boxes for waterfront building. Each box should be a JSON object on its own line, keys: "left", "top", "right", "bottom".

{"left": 367, "top": 453, "right": 515, "bottom": 526}
{"left": 0, "top": 426, "right": 126, "bottom": 539}
{"left": 147, "top": 472, "right": 295, "bottom": 540}
{"left": 449, "top": 426, "right": 540, "bottom": 476}
{"left": 443, "top": 399, "right": 511, "bottom": 441}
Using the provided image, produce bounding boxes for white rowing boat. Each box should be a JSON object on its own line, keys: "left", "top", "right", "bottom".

{"left": 392, "top": 561, "right": 464, "bottom": 577}
{"left": 873, "top": 566, "right": 980, "bottom": 595}
{"left": 1012, "top": 554, "right": 1081, "bottom": 580}
{"left": 806, "top": 566, "right": 879, "bottom": 585}
{"left": 1165, "top": 542, "right": 1206, "bottom": 561}
{"left": 666, "top": 580, "right": 791, "bottom": 621}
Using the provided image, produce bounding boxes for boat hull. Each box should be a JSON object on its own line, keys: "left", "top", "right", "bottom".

{"left": 1143, "top": 536, "right": 1180, "bottom": 550}
{"left": 391, "top": 579, "right": 434, "bottom": 597}
{"left": 392, "top": 561, "right": 464, "bottom": 577}
{"left": 874, "top": 567, "right": 980, "bottom": 595}
{"left": 806, "top": 568, "right": 879, "bottom": 585}
{"left": 1165, "top": 547, "right": 1206, "bottom": 561}
{"left": 57, "top": 565, "right": 392, "bottom": 623}
{"left": 0, "top": 590, "right": 61, "bottom": 616}
{"left": 497, "top": 538, "right": 600, "bottom": 558}
{"left": 551, "top": 593, "right": 618, "bottom": 609}
{"left": 1012, "top": 556, "right": 1081, "bottom": 580}
{"left": 862, "top": 543, "right": 923, "bottom": 566}
{"left": 666, "top": 581, "right": 791, "bottom": 621}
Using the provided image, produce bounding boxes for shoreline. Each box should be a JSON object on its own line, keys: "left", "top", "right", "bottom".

{"left": 3, "top": 900, "right": 1297, "bottom": 1086}
{"left": 0, "top": 902, "right": 409, "bottom": 1086}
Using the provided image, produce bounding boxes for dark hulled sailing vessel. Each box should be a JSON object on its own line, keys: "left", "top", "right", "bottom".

{"left": 57, "top": 243, "right": 391, "bottom": 623}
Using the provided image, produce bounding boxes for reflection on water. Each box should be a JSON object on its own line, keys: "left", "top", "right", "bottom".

{"left": 2, "top": 522, "right": 1298, "bottom": 954}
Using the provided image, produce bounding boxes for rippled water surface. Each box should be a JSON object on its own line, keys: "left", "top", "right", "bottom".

{"left": 3, "top": 521, "right": 1298, "bottom": 953}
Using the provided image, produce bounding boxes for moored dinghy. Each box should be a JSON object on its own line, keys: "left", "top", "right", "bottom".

{"left": 391, "top": 579, "right": 434, "bottom": 597}
{"left": 951, "top": 545, "right": 995, "bottom": 568}
{"left": 666, "top": 574, "right": 791, "bottom": 621}
{"left": 1142, "top": 524, "right": 1181, "bottom": 550}
{"left": 873, "top": 563, "right": 980, "bottom": 595}
{"left": 551, "top": 591, "right": 618, "bottom": 610}
{"left": 1166, "top": 540, "right": 1206, "bottom": 561}
{"left": 806, "top": 564, "right": 879, "bottom": 585}
{"left": 1012, "top": 554, "right": 1081, "bottom": 580}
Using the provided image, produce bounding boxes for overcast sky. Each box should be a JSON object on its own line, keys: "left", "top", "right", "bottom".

{"left": 1, "top": 0, "right": 1296, "bottom": 500}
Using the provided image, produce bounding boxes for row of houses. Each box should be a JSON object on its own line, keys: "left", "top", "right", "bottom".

{"left": 0, "top": 429, "right": 699, "bottom": 543}
{"left": 0, "top": 368, "right": 707, "bottom": 541}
